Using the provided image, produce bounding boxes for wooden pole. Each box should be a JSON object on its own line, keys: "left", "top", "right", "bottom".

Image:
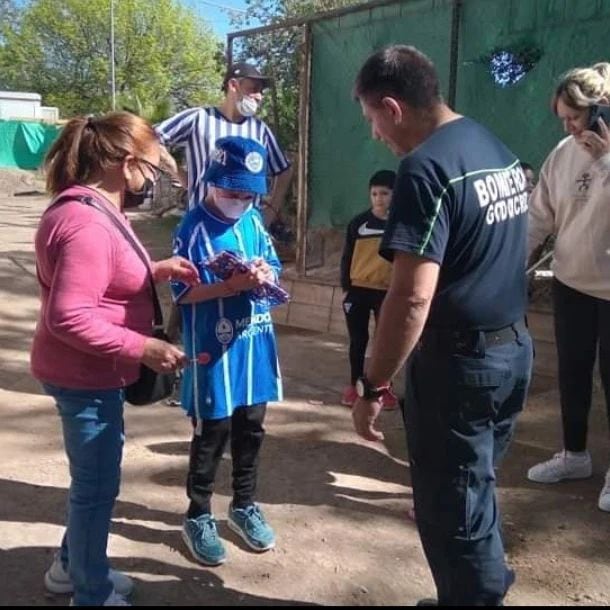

{"left": 448, "top": 0, "right": 463, "bottom": 109}
{"left": 110, "top": 0, "right": 116, "bottom": 110}
{"left": 226, "top": 34, "right": 234, "bottom": 66}
{"left": 296, "top": 23, "right": 312, "bottom": 276}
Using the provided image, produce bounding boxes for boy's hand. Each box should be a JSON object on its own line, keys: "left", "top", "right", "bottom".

{"left": 251, "top": 259, "right": 276, "bottom": 283}
{"left": 226, "top": 269, "right": 264, "bottom": 293}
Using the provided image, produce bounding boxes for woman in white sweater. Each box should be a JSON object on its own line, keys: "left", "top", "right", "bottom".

{"left": 527, "top": 63, "right": 610, "bottom": 512}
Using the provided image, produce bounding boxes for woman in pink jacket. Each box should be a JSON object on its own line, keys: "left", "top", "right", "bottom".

{"left": 30, "top": 112, "right": 199, "bottom": 606}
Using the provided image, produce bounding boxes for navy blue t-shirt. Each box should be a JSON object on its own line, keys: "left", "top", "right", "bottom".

{"left": 380, "top": 117, "right": 528, "bottom": 330}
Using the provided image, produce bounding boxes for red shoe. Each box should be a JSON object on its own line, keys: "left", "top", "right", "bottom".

{"left": 407, "top": 505, "right": 417, "bottom": 523}
{"left": 341, "top": 385, "right": 358, "bottom": 407}
{"left": 381, "top": 388, "right": 399, "bottom": 410}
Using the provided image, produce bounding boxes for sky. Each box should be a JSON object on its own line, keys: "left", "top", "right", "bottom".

{"left": 181, "top": 0, "right": 259, "bottom": 41}
{"left": 11, "top": 0, "right": 256, "bottom": 43}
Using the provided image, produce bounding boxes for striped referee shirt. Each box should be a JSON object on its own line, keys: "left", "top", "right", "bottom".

{"left": 155, "top": 107, "right": 291, "bottom": 210}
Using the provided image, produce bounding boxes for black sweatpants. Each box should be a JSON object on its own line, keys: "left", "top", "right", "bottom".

{"left": 553, "top": 279, "right": 610, "bottom": 451}
{"left": 187, "top": 404, "right": 266, "bottom": 518}
{"left": 343, "top": 287, "right": 386, "bottom": 385}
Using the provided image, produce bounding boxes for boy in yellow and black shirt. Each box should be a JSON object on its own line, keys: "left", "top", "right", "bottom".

{"left": 340, "top": 169, "right": 397, "bottom": 408}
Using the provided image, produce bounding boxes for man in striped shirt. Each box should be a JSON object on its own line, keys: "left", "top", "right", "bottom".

{"left": 155, "top": 62, "right": 292, "bottom": 224}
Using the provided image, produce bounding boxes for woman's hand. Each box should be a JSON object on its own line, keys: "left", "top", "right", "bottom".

{"left": 141, "top": 337, "right": 188, "bottom": 373}
{"left": 577, "top": 119, "right": 610, "bottom": 159}
{"left": 154, "top": 256, "right": 200, "bottom": 285}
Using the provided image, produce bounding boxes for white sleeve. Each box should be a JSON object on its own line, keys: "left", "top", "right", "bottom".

{"left": 527, "top": 155, "right": 555, "bottom": 257}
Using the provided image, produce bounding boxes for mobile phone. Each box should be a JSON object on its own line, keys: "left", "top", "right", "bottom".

{"left": 587, "top": 104, "right": 610, "bottom": 134}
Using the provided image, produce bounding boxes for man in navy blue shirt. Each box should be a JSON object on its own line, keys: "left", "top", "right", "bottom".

{"left": 351, "top": 45, "right": 533, "bottom": 606}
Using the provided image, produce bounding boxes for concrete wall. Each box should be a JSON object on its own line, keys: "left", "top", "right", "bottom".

{"left": 275, "top": 275, "right": 557, "bottom": 378}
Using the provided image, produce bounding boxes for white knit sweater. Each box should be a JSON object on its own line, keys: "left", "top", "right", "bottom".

{"left": 528, "top": 135, "right": 610, "bottom": 300}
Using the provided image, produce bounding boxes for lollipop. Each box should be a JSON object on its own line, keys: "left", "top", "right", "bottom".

{"left": 196, "top": 352, "right": 211, "bottom": 365}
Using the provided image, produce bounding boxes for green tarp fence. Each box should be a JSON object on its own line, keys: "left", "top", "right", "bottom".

{"left": 308, "top": 0, "right": 610, "bottom": 228}
{"left": 0, "top": 120, "right": 61, "bottom": 170}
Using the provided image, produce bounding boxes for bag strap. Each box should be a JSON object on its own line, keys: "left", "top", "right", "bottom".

{"left": 49, "top": 192, "right": 164, "bottom": 328}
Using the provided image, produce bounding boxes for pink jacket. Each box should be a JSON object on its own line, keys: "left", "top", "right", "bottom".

{"left": 30, "top": 185, "right": 154, "bottom": 389}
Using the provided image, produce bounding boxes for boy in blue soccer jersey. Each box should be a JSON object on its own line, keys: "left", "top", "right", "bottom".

{"left": 171, "top": 136, "right": 282, "bottom": 566}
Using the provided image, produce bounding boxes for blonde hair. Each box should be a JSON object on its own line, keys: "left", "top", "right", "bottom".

{"left": 45, "top": 112, "right": 158, "bottom": 195}
{"left": 552, "top": 62, "right": 610, "bottom": 112}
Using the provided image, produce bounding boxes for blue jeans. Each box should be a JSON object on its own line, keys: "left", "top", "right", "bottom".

{"left": 43, "top": 383, "right": 125, "bottom": 606}
{"left": 403, "top": 326, "right": 533, "bottom": 606}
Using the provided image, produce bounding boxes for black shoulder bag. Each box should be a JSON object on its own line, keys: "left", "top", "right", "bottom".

{"left": 76, "top": 196, "right": 177, "bottom": 405}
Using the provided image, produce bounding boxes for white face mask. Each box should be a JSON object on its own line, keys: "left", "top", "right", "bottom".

{"left": 213, "top": 190, "right": 252, "bottom": 220}
{"left": 236, "top": 95, "right": 259, "bottom": 117}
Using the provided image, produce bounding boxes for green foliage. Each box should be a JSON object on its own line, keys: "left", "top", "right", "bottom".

{"left": 0, "top": 0, "right": 223, "bottom": 118}
{"left": 0, "top": 0, "right": 22, "bottom": 47}
{"left": 0, "top": 0, "right": 19, "bottom": 25}
{"left": 117, "top": 93, "right": 173, "bottom": 124}
{"left": 230, "top": 0, "right": 361, "bottom": 151}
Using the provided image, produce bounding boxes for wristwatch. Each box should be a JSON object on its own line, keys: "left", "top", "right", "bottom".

{"left": 355, "top": 376, "right": 390, "bottom": 400}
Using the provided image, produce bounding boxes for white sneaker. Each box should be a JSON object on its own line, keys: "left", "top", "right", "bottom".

{"left": 45, "top": 554, "right": 134, "bottom": 596}
{"left": 102, "top": 591, "right": 131, "bottom": 607}
{"left": 70, "top": 590, "right": 131, "bottom": 606}
{"left": 527, "top": 450, "right": 592, "bottom": 483}
{"left": 598, "top": 469, "right": 610, "bottom": 512}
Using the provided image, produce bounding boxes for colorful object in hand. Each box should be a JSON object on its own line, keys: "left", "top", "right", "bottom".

{"left": 203, "top": 250, "right": 290, "bottom": 307}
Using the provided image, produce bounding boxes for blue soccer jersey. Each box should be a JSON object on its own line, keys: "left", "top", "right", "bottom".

{"left": 171, "top": 205, "right": 283, "bottom": 420}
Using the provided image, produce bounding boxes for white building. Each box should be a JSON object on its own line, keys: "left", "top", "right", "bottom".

{"left": 0, "top": 91, "right": 59, "bottom": 122}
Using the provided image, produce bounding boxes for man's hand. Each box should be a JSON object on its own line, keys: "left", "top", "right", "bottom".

{"left": 154, "top": 256, "right": 200, "bottom": 285}
{"left": 264, "top": 166, "right": 293, "bottom": 226}
{"left": 352, "top": 397, "right": 385, "bottom": 441}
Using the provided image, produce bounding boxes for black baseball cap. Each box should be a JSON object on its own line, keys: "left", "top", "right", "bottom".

{"left": 222, "top": 62, "right": 272, "bottom": 91}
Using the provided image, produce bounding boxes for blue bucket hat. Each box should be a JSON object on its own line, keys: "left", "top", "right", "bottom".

{"left": 203, "top": 136, "right": 268, "bottom": 196}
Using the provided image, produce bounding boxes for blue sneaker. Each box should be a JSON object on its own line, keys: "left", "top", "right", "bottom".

{"left": 227, "top": 503, "right": 276, "bottom": 552}
{"left": 182, "top": 514, "right": 226, "bottom": 566}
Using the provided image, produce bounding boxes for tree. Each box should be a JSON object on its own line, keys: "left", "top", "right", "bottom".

{"left": 229, "top": 0, "right": 361, "bottom": 150}
{"left": 0, "top": 0, "right": 20, "bottom": 23}
{"left": 0, "top": 0, "right": 223, "bottom": 118}
{"left": 0, "top": 0, "right": 22, "bottom": 46}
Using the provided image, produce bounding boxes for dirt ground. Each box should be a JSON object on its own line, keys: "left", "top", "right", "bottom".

{"left": 1, "top": 185, "right": 610, "bottom": 606}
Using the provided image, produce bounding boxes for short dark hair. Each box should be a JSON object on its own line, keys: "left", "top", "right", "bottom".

{"left": 369, "top": 169, "right": 396, "bottom": 190}
{"left": 354, "top": 45, "right": 441, "bottom": 109}
{"left": 520, "top": 161, "right": 534, "bottom": 172}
